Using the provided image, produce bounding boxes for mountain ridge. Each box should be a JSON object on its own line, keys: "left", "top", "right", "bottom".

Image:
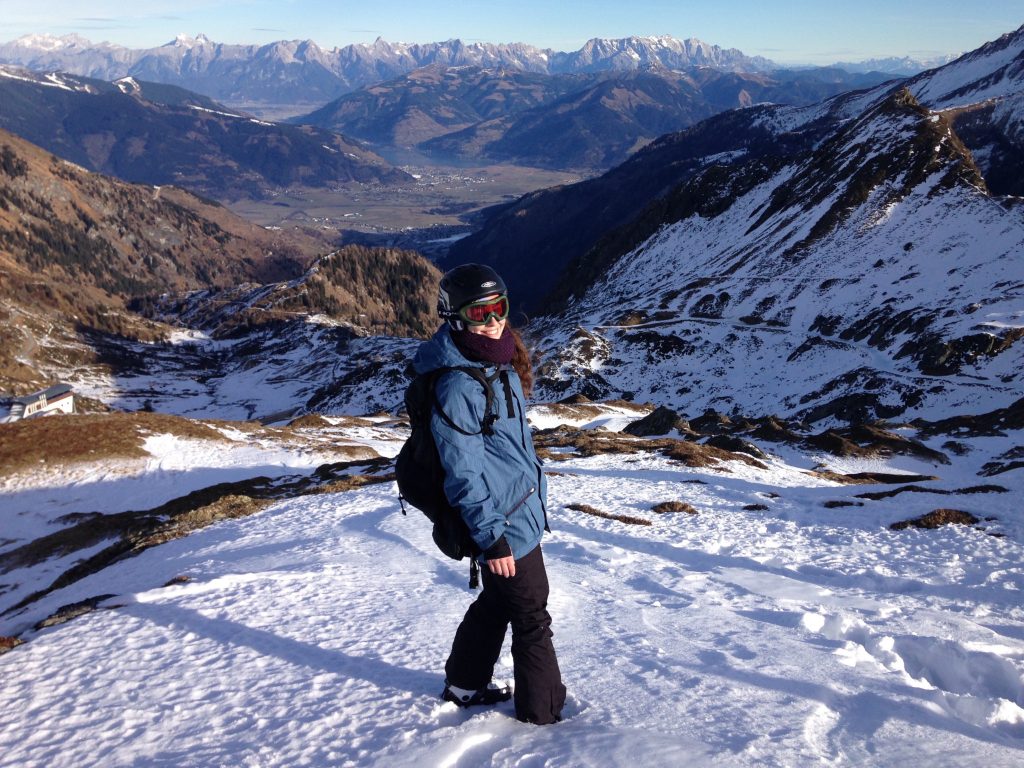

{"left": 440, "top": 27, "right": 1024, "bottom": 424}
{"left": 522, "top": 84, "right": 1022, "bottom": 423}
{"left": 0, "top": 64, "right": 410, "bottom": 199}
{"left": 299, "top": 63, "right": 895, "bottom": 171}
{"left": 449, "top": 24, "right": 1024, "bottom": 308}
{"left": 0, "top": 33, "right": 783, "bottom": 115}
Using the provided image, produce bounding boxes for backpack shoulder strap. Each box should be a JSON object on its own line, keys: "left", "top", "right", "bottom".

{"left": 429, "top": 366, "right": 497, "bottom": 436}
{"left": 498, "top": 368, "right": 516, "bottom": 419}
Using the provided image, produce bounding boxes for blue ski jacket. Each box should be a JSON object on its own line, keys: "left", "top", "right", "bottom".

{"left": 412, "top": 326, "right": 548, "bottom": 561}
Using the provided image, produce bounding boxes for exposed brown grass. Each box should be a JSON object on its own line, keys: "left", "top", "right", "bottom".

{"left": 662, "top": 439, "right": 765, "bottom": 469}
{"left": 804, "top": 425, "right": 949, "bottom": 464}
{"left": 0, "top": 510, "right": 136, "bottom": 574}
{"left": 566, "top": 503, "right": 652, "bottom": 526}
{"left": 537, "top": 398, "right": 650, "bottom": 427}
{"left": 2, "top": 456, "right": 395, "bottom": 624}
{"left": 133, "top": 495, "right": 274, "bottom": 550}
{"left": 533, "top": 427, "right": 766, "bottom": 470}
{"left": 287, "top": 413, "right": 334, "bottom": 429}
{"left": 806, "top": 470, "right": 939, "bottom": 485}
{"left": 290, "top": 414, "right": 384, "bottom": 429}
{"left": 651, "top": 501, "right": 698, "bottom": 515}
{"left": 309, "top": 471, "right": 396, "bottom": 495}
{"left": 856, "top": 483, "right": 1007, "bottom": 501}
{"left": 889, "top": 509, "right": 981, "bottom": 530}
{"left": 0, "top": 411, "right": 385, "bottom": 479}
{"left": 33, "top": 595, "right": 118, "bottom": 630}
{"left": 0, "top": 412, "right": 227, "bottom": 476}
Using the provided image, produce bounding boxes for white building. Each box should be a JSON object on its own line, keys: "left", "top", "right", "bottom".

{"left": 1, "top": 384, "right": 75, "bottom": 423}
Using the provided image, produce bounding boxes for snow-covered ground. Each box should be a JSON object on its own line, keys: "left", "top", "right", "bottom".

{"left": 1, "top": 407, "right": 1022, "bottom": 767}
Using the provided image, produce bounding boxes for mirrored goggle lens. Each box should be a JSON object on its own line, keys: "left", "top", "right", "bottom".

{"left": 459, "top": 295, "right": 509, "bottom": 324}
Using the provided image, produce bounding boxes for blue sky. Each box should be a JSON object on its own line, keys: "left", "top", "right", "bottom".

{"left": 1, "top": 0, "right": 1021, "bottom": 65}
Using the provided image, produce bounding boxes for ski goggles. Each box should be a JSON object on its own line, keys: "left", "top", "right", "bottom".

{"left": 458, "top": 295, "right": 510, "bottom": 325}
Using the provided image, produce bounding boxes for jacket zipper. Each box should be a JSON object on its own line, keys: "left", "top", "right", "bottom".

{"left": 506, "top": 485, "right": 536, "bottom": 518}
{"left": 509, "top": 380, "right": 551, "bottom": 532}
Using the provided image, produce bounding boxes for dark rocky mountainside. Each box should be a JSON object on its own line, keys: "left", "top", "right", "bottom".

{"left": 442, "top": 27, "right": 1024, "bottom": 425}
{"left": 905, "top": 24, "right": 1024, "bottom": 196}
{"left": 449, "top": 25, "right": 1024, "bottom": 313}
{"left": 299, "top": 64, "right": 893, "bottom": 171}
{"left": 421, "top": 67, "right": 893, "bottom": 170}
{"left": 296, "top": 65, "right": 598, "bottom": 147}
{"left": 0, "top": 127, "right": 310, "bottom": 314}
{"left": 445, "top": 103, "right": 833, "bottom": 309}
{"left": 0, "top": 129, "right": 438, "bottom": 395}
{"left": 520, "top": 85, "right": 1023, "bottom": 423}
{"left": 0, "top": 66, "right": 409, "bottom": 199}
{"left": 146, "top": 245, "right": 440, "bottom": 340}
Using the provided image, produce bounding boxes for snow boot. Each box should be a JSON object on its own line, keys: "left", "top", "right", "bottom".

{"left": 441, "top": 680, "right": 512, "bottom": 708}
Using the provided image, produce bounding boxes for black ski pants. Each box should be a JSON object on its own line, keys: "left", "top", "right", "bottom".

{"left": 445, "top": 544, "right": 566, "bottom": 724}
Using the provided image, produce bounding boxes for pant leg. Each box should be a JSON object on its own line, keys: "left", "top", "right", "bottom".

{"left": 483, "top": 545, "right": 566, "bottom": 724}
{"left": 445, "top": 574, "right": 511, "bottom": 690}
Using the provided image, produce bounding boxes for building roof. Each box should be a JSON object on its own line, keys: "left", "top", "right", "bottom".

{"left": 13, "top": 383, "right": 74, "bottom": 405}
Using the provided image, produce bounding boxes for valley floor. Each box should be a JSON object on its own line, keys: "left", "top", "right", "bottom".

{"left": 1, "top": 408, "right": 1022, "bottom": 767}
{"left": 225, "top": 163, "right": 583, "bottom": 235}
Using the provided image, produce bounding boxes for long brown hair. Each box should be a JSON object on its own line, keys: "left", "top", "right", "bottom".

{"left": 508, "top": 324, "right": 534, "bottom": 397}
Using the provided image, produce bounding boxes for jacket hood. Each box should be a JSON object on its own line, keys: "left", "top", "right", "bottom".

{"left": 413, "top": 325, "right": 477, "bottom": 374}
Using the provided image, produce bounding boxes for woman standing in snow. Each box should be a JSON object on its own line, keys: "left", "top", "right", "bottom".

{"left": 412, "top": 263, "right": 566, "bottom": 725}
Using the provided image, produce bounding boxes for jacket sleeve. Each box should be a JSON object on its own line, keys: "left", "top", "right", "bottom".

{"left": 430, "top": 372, "right": 506, "bottom": 551}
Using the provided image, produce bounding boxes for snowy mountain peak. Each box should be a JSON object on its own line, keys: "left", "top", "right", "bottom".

{"left": 832, "top": 54, "right": 961, "bottom": 76}
{"left": 0, "top": 32, "right": 780, "bottom": 106}
{"left": 530, "top": 80, "right": 1020, "bottom": 419}
{"left": 11, "top": 33, "right": 93, "bottom": 51}
{"left": 170, "top": 33, "right": 213, "bottom": 48}
{"left": 907, "top": 23, "right": 1024, "bottom": 109}
{"left": 114, "top": 76, "right": 141, "bottom": 95}
{"left": 567, "top": 34, "right": 775, "bottom": 73}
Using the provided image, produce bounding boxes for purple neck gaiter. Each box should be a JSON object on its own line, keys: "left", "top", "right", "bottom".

{"left": 452, "top": 326, "right": 515, "bottom": 365}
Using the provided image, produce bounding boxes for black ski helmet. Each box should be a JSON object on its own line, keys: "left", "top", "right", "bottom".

{"left": 438, "top": 263, "right": 508, "bottom": 330}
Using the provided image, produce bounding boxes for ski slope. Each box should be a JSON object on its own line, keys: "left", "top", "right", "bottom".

{"left": 1, "top": 410, "right": 1022, "bottom": 767}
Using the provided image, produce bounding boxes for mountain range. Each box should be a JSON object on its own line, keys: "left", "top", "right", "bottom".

{"left": 449, "top": 24, "right": 1024, "bottom": 305}
{"left": 1, "top": 25, "right": 1022, "bottom": 430}
{"left": 831, "top": 54, "right": 960, "bottom": 76}
{"left": 444, "top": 24, "right": 1024, "bottom": 423}
{"left": 0, "top": 33, "right": 779, "bottom": 114}
{"left": 0, "top": 57, "right": 895, "bottom": 184}
{"left": 0, "top": 66, "right": 408, "bottom": 199}
{"left": 300, "top": 64, "right": 893, "bottom": 171}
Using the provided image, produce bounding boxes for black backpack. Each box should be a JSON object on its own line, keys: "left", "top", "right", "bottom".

{"left": 396, "top": 366, "right": 504, "bottom": 587}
